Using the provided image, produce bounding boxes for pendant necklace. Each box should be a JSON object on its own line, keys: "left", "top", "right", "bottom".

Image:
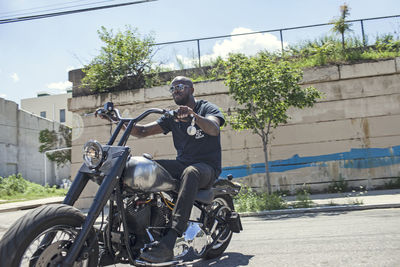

{"left": 187, "top": 115, "right": 196, "bottom": 136}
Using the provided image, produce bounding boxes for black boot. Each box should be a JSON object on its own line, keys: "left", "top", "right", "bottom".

{"left": 140, "top": 229, "right": 178, "bottom": 263}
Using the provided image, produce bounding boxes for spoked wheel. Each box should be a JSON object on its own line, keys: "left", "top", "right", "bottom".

{"left": 0, "top": 204, "right": 99, "bottom": 267}
{"left": 22, "top": 226, "right": 91, "bottom": 267}
{"left": 202, "top": 195, "right": 234, "bottom": 260}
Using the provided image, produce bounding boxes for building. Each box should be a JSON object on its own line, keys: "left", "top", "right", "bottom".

{"left": 21, "top": 91, "right": 73, "bottom": 127}
{"left": 0, "top": 97, "right": 70, "bottom": 185}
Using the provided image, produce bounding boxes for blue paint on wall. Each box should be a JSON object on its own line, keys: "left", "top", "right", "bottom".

{"left": 220, "top": 145, "right": 400, "bottom": 179}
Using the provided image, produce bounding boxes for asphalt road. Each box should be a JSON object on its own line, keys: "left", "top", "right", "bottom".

{"left": 0, "top": 208, "right": 399, "bottom": 266}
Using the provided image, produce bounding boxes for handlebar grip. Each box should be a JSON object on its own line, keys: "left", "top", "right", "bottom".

{"left": 164, "top": 109, "right": 178, "bottom": 119}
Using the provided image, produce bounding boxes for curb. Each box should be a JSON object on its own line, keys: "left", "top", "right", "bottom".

{"left": 0, "top": 199, "right": 63, "bottom": 213}
{"left": 1, "top": 200, "right": 400, "bottom": 215}
{"left": 239, "top": 203, "right": 400, "bottom": 217}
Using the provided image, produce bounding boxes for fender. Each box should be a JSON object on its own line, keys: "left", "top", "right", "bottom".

{"left": 212, "top": 178, "right": 241, "bottom": 197}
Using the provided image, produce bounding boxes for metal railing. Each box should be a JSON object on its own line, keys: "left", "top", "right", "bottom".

{"left": 44, "top": 147, "right": 71, "bottom": 185}
{"left": 153, "top": 14, "right": 400, "bottom": 68}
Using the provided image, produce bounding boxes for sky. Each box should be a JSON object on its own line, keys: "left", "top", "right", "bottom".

{"left": 0, "top": 0, "right": 399, "bottom": 105}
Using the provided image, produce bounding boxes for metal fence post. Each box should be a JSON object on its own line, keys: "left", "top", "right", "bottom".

{"left": 280, "top": 30, "right": 284, "bottom": 55}
{"left": 360, "top": 20, "right": 366, "bottom": 47}
{"left": 197, "top": 39, "right": 201, "bottom": 67}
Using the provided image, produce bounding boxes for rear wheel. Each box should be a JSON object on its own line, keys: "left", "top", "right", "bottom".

{"left": 202, "top": 195, "right": 234, "bottom": 260}
{"left": 0, "top": 204, "right": 99, "bottom": 267}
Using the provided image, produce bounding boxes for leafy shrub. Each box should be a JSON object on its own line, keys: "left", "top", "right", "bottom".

{"left": 285, "top": 34, "right": 400, "bottom": 69}
{"left": 81, "top": 26, "right": 156, "bottom": 92}
{"left": 0, "top": 174, "right": 28, "bottom": 196}
{"left": 292, "top": 188, "right": 314, "bottom": 208}
{"left": 234, "top": 186, "right": 287, "bottom": 212}
{"left": 383, "top": 177, "right": 400, "bottom": 189}
{"left": 0, "top": 174, "right": 66, "bottom": 200}
{"left": 327, "top": 177, "right": 349, "bottom": 193}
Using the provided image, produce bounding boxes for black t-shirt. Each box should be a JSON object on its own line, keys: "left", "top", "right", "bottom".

{"left": 157, "top": 100, "right": 225, "bottom": 176}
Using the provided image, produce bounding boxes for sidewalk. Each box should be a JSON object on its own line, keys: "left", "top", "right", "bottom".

{"left": 0, "top": 196, "right": 64, "bottom": 213}
{"left": 240, "top": 188, "right": 400, "bottom": 217}
{"left": 0, "top": 189, "right": 400, "bottom": 215}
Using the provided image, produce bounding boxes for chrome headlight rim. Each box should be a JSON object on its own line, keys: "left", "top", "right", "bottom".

{"left": 83, "top": 140, "right": 104, "bottom": 169}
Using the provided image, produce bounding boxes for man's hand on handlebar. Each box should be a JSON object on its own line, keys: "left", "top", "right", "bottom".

{"left": 176, "top": 106, "right": 194, "bottom": 122}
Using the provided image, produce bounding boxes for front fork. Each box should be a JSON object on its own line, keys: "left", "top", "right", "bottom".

{"left": 61, "top": 147, "right": 130, "bottom": 267}
{"left": 62, "top": 171, "right": 91, "bottom": 207}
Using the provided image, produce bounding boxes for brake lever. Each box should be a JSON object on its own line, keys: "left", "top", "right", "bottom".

{"left": 165, "top": 109, "right": 184, "bottom": 123}
{"left": 84, "top": 108, "right": 104, "bottom": 117}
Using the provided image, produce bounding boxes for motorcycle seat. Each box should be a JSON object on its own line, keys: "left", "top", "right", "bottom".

{"left": 195, "top": 189, "right": 214, "bottom": 204}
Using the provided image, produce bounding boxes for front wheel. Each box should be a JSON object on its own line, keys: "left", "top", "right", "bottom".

{"left": 202, "top": 195, "right": 234, "bottom": 260}
{"left": 0, "top": 204, "right": 99, "bottom": 267}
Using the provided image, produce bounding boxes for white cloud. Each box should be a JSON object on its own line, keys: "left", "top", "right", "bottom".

{"left": 47, "top": 81, "right": 72, "bottom": 91}
{"left": 66, "top": 66, "right": 76, "bottom": 72}
{"left": 209, "top": 27, "right": 286, "bottom": 59}
{"left": 0, "top": 94, "right": 6, "bottom": 98}
{"left": 169, "top": 27, "right": 288, "bottom": 69}
{"left": 11, "top": 73, "right": 19, "bottom": 82}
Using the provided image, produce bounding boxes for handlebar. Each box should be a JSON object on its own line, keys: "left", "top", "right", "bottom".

{"left": 92, "top": 102, "right": 177, "bottom": 124}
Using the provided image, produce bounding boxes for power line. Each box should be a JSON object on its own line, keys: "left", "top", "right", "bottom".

{"left": 0, "top": 0, "right": 107, "bottom": 17}
{"left": 0, "top": 0, "right": 116, "bottom": 19}
{"left": 0, "top": 0, "right": 157, "bottom": 25}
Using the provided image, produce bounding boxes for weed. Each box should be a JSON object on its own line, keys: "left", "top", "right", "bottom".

{"left": 234, "top": 186, "right": 287, "bottom": 212}
{"left": 292, "top": 188, "right": 314, "bottom": 208}
{"left": 383, "top": 177, "right": 400, "bottom": 189}
{"left": 327, "top": 177, "right": 349, "bottom": 193}
{"left": 0, "top": 174, "right": 67, "bottom": 202}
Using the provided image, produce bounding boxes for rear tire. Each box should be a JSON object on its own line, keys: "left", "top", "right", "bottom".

{"left": 0, "top": 204, "right": 99, "bottom": 267}
{"left": 202, "top": 195, "right": 234, "bottom": 260}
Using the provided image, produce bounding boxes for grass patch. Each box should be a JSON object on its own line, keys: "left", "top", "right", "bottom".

{"left": 0, "top": 174, "right": 67, "bottom": 203}
{"left": 190, "top": 34, "right": 400, "bottom": 84}
{"left": 290, "top": 187, "right": 314, "bottom": 208}
{"left": 234, "top": 186, "right": 287, "bottom": 212}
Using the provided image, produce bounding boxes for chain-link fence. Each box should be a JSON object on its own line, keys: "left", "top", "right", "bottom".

{"left": 152, "top": 15, "right": 400, "bottom": 70}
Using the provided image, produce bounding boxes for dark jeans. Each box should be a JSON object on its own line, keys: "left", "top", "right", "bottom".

{"left": 156, "top": 160, "right": 216, "bottom": 236}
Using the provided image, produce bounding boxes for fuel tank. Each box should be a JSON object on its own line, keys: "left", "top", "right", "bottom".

{"left": 122, "top": 156, "right": 178, "bottom": 192}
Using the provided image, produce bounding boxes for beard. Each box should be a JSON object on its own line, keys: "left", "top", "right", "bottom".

{"left": 174, "top": 93, "right": 190, "bottom": 106}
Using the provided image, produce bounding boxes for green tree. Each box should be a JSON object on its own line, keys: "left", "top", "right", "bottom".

{"left": 331, "top": 3, "right": 352, "bottom": 50}
{"left": 224, "top": 52, "right": 323, "bottom": 194}
{"left": 39, "top": 125, "right": 71, "bottom": 167}
{"left": 81, "top": 26, "right": 155, "bottom": 92}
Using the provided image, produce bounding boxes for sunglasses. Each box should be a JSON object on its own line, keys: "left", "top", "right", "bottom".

{"left": 169, "top": 83, "right": 191, "bottom": 93}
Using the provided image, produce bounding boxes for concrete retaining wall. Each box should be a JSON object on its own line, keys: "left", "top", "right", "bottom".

{"left": 0, "top": 98, "right": 70, "bottom": 185}
{"left": 68, "top": 58, "right": 400, "bottom": 206}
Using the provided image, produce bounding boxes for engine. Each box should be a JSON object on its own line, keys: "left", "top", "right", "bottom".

{"left": 125, "top": 193, "right": 172, "bottom": 244}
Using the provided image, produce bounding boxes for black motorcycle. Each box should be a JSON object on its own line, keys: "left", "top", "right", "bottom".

{"left": 0, "top": 102, "right": 242, "bottom": 267}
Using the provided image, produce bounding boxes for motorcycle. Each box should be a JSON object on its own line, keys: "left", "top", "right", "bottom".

{"left": 0, "top": 102, "right": 242, "bottom": 267}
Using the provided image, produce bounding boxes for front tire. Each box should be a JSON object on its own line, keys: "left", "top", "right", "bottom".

{"left": 202, "top": 195, "right": 234, "bottom": 260}
{"left": 0, "top": 204, "right": 99, "bottom": 267}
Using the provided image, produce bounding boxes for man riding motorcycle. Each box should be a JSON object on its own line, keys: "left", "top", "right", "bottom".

{"left": 99, "top": 76, "right": 225, "bottom": 263}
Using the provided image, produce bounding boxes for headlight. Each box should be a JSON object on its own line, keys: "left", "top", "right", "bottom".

{"left": 83, "top": 140, "right": 104, "bottom": 169}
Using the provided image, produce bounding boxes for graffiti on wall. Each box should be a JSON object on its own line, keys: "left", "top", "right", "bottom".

{"left": 221, "top": 145, "right": 400, "bottom": 178}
